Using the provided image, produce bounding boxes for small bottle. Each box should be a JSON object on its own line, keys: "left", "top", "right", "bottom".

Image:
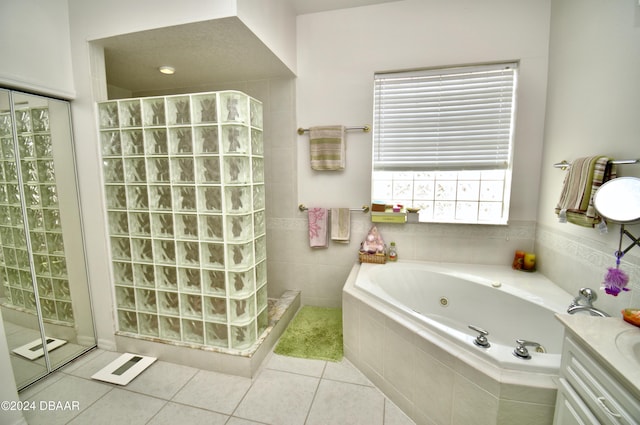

{"left": 388, "top": 242, "right": 398, "bottom": 262}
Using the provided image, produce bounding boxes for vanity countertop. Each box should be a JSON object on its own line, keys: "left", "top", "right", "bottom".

{"left": 556, "top": 314, "right": 640, "bottom": 400}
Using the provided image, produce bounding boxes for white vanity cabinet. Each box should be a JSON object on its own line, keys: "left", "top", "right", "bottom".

{"left": 554, "top": 335, "right": 640, "bottom": 425}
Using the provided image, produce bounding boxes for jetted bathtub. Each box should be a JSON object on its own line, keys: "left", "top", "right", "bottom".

{"left": 342, "top": 260, "right": 574, "bottom": 425}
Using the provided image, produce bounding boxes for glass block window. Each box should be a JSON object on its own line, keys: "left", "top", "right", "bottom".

{"left": 372, "top": 62, "right": 518, "bottom": 224}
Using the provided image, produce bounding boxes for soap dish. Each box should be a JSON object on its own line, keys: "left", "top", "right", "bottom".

{"left": 621, "top": 308, "right": 640, "bottom": 327}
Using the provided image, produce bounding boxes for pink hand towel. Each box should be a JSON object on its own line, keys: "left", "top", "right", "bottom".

{"left": 308, "top": 207, "right": 328, "bottom": 248}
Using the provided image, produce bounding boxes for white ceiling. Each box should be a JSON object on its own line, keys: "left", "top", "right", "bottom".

{"left": 99, "top": 0, "right": 401, "bottom": 97}
{"left": 99, "top": 17, "right": 293, "bottom": 96}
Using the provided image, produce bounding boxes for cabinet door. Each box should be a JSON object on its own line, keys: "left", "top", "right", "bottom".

{"left": 564, "top": 337, "right": 640, "bottom": 425}
{"left": 554, "top": 378, "right": 600, "bottom": 425}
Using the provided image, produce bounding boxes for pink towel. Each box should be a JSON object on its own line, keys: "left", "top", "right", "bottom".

{"left": 308, "top": 208, "right": 328, "bottom": 248}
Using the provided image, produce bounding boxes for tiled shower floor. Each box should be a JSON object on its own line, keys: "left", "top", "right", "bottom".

{"left": 17, "top": 347, "right": 416, "bottom": 425}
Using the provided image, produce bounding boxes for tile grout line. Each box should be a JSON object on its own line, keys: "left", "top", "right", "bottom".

{"left": 263, "top": 357, "right": 379, "bottom": 390}
{"left": 141, "top": 399, "right": 171, "bottom": 425}
{"left": 225, "top": 367, "right": 262, "bottom": 423}
{"left": 302, "top": 360, "right": 328, "bottom": 425}
{"left": 62, "top": 386, "right": 116, "bottom": 425}
{"left": 51, "top": 360, "right": 173, "bottom": 424}
{"left": 59, "top": 368, "right": 202, "bottom": 424}
{"left": 23, "top": 349, "right": 415, "bottom": 425}
{"left": 164, "top": 365, "right": 200, "bottom": 402}
{"left": 140, "top": 365, "right": 202, "bottom": 425}
{"left": 382, "top": 397, "right": 386, "bottom": 425}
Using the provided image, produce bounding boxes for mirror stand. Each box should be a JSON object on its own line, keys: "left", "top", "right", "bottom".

{"left": 617, "top": 225, "right": 640, "bottom": 258}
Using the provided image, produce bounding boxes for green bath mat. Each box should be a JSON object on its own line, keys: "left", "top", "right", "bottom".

{"left": 274, "top": 306, "right": 343, "bottom": 362}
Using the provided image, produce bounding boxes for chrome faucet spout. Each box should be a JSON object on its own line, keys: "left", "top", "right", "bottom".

{"left": 567, "top": 305, "right": 610, "bottom": 317}
{"left": 569, "top": 287, "right": 597, "bottom": 308}
{"left": 567, "top": 287, "right": 609, "bottom": 317}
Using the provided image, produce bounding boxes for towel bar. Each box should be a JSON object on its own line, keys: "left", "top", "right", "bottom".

{"left": 554, "top": 159, "right": 639, "bottom": 170}
{"left": 299, "top": 204, "right": 370, "bottom": 213}
{"left": 297, "top": 125, "right": 370, "bottom": 135}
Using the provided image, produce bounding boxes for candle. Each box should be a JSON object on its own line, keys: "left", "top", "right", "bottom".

{"left": 512, "top": 250, "right": 525, "bottom": 270}
{"left": 524, "top": 253, "right": 536, "bottom": 271}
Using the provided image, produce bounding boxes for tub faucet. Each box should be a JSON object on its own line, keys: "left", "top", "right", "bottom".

{"left": 468, "top": 325, "right": 490, "bottom": 348}
{"left": 567, "top": 287, "right": 610, "bottom": 317}
{"left": 513, "top": 340, "right": 541, "bottom": 359}
{"left": 569, "top": 287, "right": 597, "bottom": 308}
{"left": 567, "top": 305, "right": 610, "bottom": 317}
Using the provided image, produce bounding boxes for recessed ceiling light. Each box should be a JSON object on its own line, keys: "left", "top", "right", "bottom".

{"left": 159, "top": 66, "right": 175, "bottom": 75}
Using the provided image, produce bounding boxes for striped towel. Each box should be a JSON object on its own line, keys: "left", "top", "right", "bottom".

{"left": 330, "top": 208, "right": 351, "bottom": 243}
{"left": 309, "top": 126, "right": 345, "bottom": 171}
{"left": 555, "top": 156, "right": 616, "bottom": 227}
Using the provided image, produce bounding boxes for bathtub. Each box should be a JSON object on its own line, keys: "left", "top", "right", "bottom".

{"left": 343, "top": 260, "right": 574, "bottom": 425}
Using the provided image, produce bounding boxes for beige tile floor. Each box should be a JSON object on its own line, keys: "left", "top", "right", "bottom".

{"left": 17, "top": 347, "right": 416, "bottom": 425}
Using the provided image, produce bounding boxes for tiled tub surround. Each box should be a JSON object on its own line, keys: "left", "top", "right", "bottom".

{"left": 343, "top": 261, "right": 571, "bottom": 425}
{"left": 535, "top": 223, "right": 640, "bottom": 316}
{"left": 98, "top": 91, "right": 268, "bottom": 353}
{"left": 267, "top": 214, "right": 537, "bottom": 307}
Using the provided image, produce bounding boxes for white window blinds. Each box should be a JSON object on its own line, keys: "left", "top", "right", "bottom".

{"left": 373, "top": 62, "right": 518, "bottom": 171}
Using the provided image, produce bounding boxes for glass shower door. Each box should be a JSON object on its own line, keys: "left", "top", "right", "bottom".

{"left": 0, "top": 89, "right": 96, "bottom": 390}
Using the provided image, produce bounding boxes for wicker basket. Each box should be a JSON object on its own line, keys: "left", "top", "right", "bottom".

{"left": 359, "top": 251, "right": 387, "bottom": 264}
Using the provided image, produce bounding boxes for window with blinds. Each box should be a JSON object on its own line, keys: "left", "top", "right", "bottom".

{"left": 372, "top": 62, "right": 518, "bottom": 224}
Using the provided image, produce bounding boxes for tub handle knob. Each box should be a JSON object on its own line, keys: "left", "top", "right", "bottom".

{"left": 468, "top": 325, "right": 490, "bottom": 348}
{"left": 513, "top": 339, "right": 541, "bottom": 359}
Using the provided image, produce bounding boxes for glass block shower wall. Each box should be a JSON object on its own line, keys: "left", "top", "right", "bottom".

{"left": 0, "top": 105, "right": 74, "bottom": 326}
{"left": 98, "top": 91, "right": 267, "bottom": 352}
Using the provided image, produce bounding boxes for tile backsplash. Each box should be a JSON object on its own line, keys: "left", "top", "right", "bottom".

{"left": 266, "top": 215, "right": 536, "bottom": 307}
{"left": 536, "top": 223, "right": 640, "bottom": 317}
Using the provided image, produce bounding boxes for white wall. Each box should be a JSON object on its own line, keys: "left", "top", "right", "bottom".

{"left": 0, "top": 0, "right": 74, "bottom": 408}
{"left": 67, "top": 0, "right": 236, "bottom": 41}
{"left": 267, "top": 0, "right": 550, "bottom": 306}
{"left": 295, "top": 0, "right": 551, "bottom": 222}
{"left": 535, "top": 0, "right": 640, "bottom": 316}
{"left": 0, "top": 0, "right": 75, "bottom": 98}
{"left": 237, "top": 0, "right": 298, "bottom": 74}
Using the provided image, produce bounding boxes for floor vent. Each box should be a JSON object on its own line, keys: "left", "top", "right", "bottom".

{"left": 12, "top": 337, "right": 67, "bottom": 360}
{"left": 91, "top": 353, "right": 156, "bottom": 385}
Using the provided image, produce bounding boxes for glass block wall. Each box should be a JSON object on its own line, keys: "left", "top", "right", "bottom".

{"left": 0, "top": 106, "right": 74, "bottom": 325}
{"left": 98, "top": 91, "right": 267, "bottom": 352}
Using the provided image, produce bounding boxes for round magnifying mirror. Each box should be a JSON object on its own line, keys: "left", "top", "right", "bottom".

{"left": 593, "top": 177, "right": 640, "bottom": 224}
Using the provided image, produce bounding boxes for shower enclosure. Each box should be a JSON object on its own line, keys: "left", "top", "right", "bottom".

{"left": 0, "top": 89, "right": 96, "bottom": 390}
{"left": 98, "top": 91, "right": 268, "bottom": 353}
